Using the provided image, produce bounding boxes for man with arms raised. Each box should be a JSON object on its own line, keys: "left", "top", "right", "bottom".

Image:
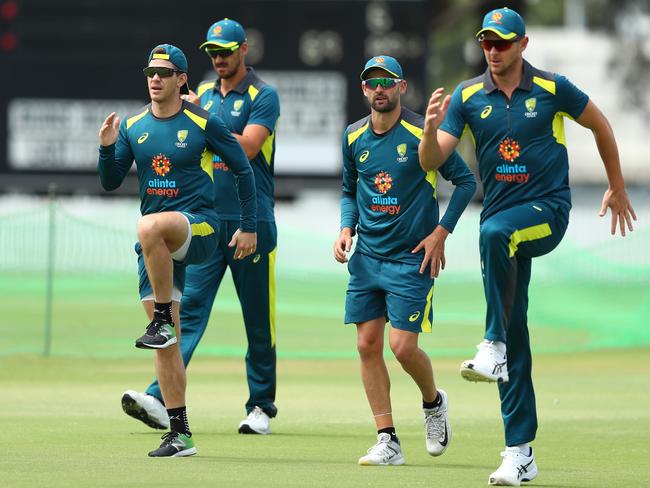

{"left": 419, "top": 8, "right": 636, "bottom": 485}
{"left": 98, "top": 44, "right": 257, "bottom": 456}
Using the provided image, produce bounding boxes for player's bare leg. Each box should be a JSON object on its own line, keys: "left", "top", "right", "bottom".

{"left": 389, "top": 327, "right": 451, "bottom": 456}
{"left": 356, "top": 318, "right": 404, "bottom": 466}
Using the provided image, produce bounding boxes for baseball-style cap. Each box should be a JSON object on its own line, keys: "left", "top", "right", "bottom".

{"left": 148, "top": 43, "right": 189, "bottom": 94}
{"left": 199, "top": 18, "right": 247, "bottom": 50}
{"left": 476, "top": 7, "right": 526, "bottom": 40}
{"left": 360, "top": 55, "right": 403, "bottom": 80}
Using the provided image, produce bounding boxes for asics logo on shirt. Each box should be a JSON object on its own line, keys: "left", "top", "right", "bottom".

{"left": 359, "top": 150, "right": 370, "bottom": 163}
{"left": 481, "top": 105, "right": 492, "bottom": 119}
{"left": 138, "top": 133, "right": 149, "bottom": 144}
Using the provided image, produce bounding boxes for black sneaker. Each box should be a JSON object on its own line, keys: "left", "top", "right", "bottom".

{"left": 135, "top": 320, "right": 177, "bottom": 349}
{"left": 148, "top": 431, "right": 196, "bottom": 457}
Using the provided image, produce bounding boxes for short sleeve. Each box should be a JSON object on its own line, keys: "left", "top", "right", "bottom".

{"left": 248, "top": 87, "right": 280, "bottom": 133}
{"left": 555, "top": 75, "right": 589, "bottom": 120}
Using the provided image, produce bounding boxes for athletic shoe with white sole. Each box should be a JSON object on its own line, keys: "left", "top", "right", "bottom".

{"left": 488, "top": 447, "right": 538, "bottom": 486}
{"left": 460, "top": 340, "right": 509, "bottom": 383}
{"left": 135, "top": 320, "right": 177, "bottom": 349}
{"left": 238, "top": 406, "right": 271, "bottom": 434}
{"left": 358, "top": 433, "right": 405, "bottom": 466}
{"left": 148, "top": 431, "right": 197, "bottom": 457}
{"left": 121, "top": 390, "right": 169, "bottom": 430}
{"left": 424, "top": 389, "right": 451, "bottom": 456}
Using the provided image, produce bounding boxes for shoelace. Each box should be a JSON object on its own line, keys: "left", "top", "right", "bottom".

{"left": 425, "top": 411, "right": 445, "bottom": 439}
{"left": 248, "top": 407, "right": 264, "bottom": 420}
{"left": 159, "top": 431, "right": 180, "bottom": 446}
{"left": 366, "top": 436, "right": 397, "bottom": 457}
{"left": 145, "top": 320, "right": 165, "bottom": 337}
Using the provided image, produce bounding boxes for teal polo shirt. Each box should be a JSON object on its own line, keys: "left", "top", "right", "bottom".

{"left": 196, "top": 67, "right": 280, "bottom": 222}
{"left": 440, "top": 60, "right": 589, "bottom": 222}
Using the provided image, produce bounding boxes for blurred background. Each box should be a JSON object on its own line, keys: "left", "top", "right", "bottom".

{"left": 1, "top": 0, "right": 649, "bottom": 359}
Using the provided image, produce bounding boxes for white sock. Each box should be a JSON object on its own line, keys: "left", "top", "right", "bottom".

{"left": 484, "top": 339, "right": 507, "bottom": 354}
{"left": 515, "top": 443, "right": 530, "bottom": 455}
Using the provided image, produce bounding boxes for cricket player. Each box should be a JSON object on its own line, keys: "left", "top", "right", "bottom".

{"left": 334, "top": 55, "right": 476, "bottom": 465}
{"left": 419, "top": 7, "right": 636, "bottom": 485}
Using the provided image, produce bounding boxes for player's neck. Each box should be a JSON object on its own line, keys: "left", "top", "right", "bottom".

{"left": 151, "top": 96, "right": 183, "bottom": 118}
{"left": 371, "top": 105, "right": 401, "bottom": 134}
{"left": 490, "top": 58, "right": 524, "bottom": 99}
{"left": 220, "top": 64, "right": 248, "bottom": 96}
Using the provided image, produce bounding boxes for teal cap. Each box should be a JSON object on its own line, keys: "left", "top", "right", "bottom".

{"left": 476, "top": 7, "right": 526, "bottom": 40}
{"left": 199, "top": 18, "right": 247, "bottom": 50}
{"left": 360, "top": 55, "right": 403, "bottom": 80}
{"left": 147, "top": 44, "right": 189, "bottom": 95}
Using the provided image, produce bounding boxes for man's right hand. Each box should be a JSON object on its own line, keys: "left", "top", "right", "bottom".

{"left": 333, "top": 228, "right": 354, "bottom": 263}
{"left": 423, "top": 87, "right": 451, "bottom": 135}
{"left": 99, "top": 112, "right": 120, "bottom": 147}
{"left": 181, "top": 90, "right": 200, "bottom": 106}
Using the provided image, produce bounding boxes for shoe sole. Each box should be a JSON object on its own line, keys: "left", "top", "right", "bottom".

{"left": 135, "top": 337, "right": 178, "bottom": 350}
{"left": 460, "top": 364, "right": 508, "bottom": 383}
{"left": 171, "top": 447, "right": 197, "bottom": 457}
{"left": 358, "top": 455, "right": 405, "bottom": 466}
{"left": 238, "top": 424, "right": 270, "bottom": 435}
{"left": 121, "top": 393, "right": 168, "bottom": 430}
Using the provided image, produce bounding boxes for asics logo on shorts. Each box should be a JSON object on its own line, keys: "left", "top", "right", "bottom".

{"left": 409, "top": 311, "right": 421, "bottom": 322}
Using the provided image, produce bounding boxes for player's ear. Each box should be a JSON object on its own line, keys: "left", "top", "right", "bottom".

{"left": 240, "top": 42, "right": 249, "bottom": 56}
{"left": 178, "top": 72, "right": 188, "bottom": 89}
{"left": 519, "top": 36, "right": 529, "bottom": 53}
{"left": 399, "top": 79, "right": 407, "bottom": 95}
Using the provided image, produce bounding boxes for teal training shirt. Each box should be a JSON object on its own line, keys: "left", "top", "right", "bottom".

{"left": 440, "top": 60, "right": 589, "bottom": 222}
{"left": 341, "top": 107, "right": 476, "bottom": 264}
{"left": 196, "top": 68, "right": 280, "bottom": 222}
{"left": 98, "top": 101, "right": 257, "bottom": 231}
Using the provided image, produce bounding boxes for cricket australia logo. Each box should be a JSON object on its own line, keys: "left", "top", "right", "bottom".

{"left": 175, "top": 130, "right": 188, "bottom": 148}
{"left": 203, "top": 100, "right": 213, "bottom": 111}
{"left": 396, "top": 143, "right": 408, "bottom": 163}
{"left": 231, "top": 99, "right": 244, "bottom": 117}
{"left": 524, "top": 97, "right": 537, "bottom": 118}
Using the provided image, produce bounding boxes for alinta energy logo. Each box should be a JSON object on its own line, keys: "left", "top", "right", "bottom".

{"left": 496, "top": 138, "right": 529, "bottom": 183}
{"left": 371, "top": 171, "right": 400, "bottom": 215}
{"left": 148, "top": 154, "right": 180, "bottom": 197}
{"left": 212, "top": 154, "right": 230, "bottom": 172}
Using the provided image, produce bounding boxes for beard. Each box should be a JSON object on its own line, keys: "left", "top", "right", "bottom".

{"left": 371, "top": 96, "right": 399, "bottom": 113}
{"left": 215, "top": 56, "right": 242, "bottom": 79}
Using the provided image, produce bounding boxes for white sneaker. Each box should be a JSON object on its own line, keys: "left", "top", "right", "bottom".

{"left": 358, "top": 433, "right": 405, "bottom": 466}
{"left": 460, "top": 340, "right": 509, "bottom": 383}
{"left": 489, "top": 447, "right": 538, "bottom": 486}
{"left": 238, "top": 406, "right": 272, "bottom": 434}
{"left": 424, "top": 389, "right": 451, "bottom": 456}
{"left": 121, "top": 390, "right": 169, "bottom": 430}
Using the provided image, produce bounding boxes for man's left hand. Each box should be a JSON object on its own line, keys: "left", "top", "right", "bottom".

{"left": 412, "top": 225, "right": 449, "bottom": 278}
{"left": 229, "top": 229, "right": 258, "bottom": 260}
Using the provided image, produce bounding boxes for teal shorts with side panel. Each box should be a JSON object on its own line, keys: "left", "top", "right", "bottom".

{"left": 136, "top": 210, "right": 219, "bottom": 300}
{"left": 344, "top": 251, "right": 434, "bottom": 333}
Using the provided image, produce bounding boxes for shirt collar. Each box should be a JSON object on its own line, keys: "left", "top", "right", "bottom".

{"left": 481, "top": 59, "right": 534, "bottom": 94}
{"left": 214, "top": 67, "right": 258, "bottom": 95}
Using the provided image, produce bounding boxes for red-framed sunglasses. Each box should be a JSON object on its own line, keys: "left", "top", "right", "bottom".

{"left": 479, "top": 38, "right": 520, "bottom": 52}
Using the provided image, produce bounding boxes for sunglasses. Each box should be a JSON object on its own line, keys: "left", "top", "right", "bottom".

{"left": 205, "top": 45, "right": 240, "bottom": 59}
{"left": 362, "top": 77, "right": 402, "bottom": 90}
{"left": 479, "top": 38, "right": 520, "bottom": 52}
{"left": 143, "top": 66, "right": 184, "bottom": 78}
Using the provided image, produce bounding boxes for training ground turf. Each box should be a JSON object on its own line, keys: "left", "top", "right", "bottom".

{"left": 1, "top": 349, "right": 648, "bottom": 487}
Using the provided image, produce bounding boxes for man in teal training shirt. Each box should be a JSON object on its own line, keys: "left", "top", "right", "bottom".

{"left": 334, "top": 55, "right": 476, "bottom": 466}
{"left": 121, "top": 19, "right": 281, "bottom": 435}
{"left": 419, "top": 8, "right": 636, "bottom": 485}
{"left": 98, "top": 44, "right": 257, "bottom": 457}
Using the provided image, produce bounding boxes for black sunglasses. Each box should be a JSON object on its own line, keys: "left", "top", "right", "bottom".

{"left": 143, "top": 66, "right": 184, "bottom": 78}
{"left": 205, "top": 45, "right": 240, "bottom": 59}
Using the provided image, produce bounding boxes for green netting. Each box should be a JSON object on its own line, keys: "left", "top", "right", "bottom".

{"left": 1, "top": 195, "right": 649, "bottom": 358}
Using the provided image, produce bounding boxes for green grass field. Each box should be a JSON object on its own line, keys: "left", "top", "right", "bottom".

{"left": 2, "top": 350, "right": 649, "bottom": 487}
